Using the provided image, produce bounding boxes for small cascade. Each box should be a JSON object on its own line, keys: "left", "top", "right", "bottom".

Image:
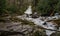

{"left": 46, "top": 30, "right": 55, "bottom": 36}
{"left": 45, "top": 22, "right": 56, "bottom": 36}
{"left": 24, "top": 5, "right": 32, "bottom": 17}
{"left": 32, "top": 18, "right": 57, "bottom": 36}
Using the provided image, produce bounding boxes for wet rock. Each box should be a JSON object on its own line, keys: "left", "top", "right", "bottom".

{"left": 0, "top": 22, "right": 36, "bottom": 36}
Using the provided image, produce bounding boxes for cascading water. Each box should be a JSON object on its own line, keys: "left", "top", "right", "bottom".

{"left": 24, "top": 5, "right": 32, "bottom": 17}
{"left": 24, "top": 5, "right": 32, "bottom": 14}
{"left": 17, "top": 5, "right": 57, "bottom": 36}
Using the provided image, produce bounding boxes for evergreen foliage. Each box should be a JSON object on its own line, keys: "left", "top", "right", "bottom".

{"left": 36, "top": 0, "right": 59, "bottom": 15}
{"left": 0, "top": 0, "right": 6, "bottom": 16}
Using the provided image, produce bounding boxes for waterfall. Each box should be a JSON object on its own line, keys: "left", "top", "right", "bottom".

{"left": 24, "top": 5, "right": 32, "bottom": 14}
{"left": 24, "top": 5, "right": 32, "bottom": 17}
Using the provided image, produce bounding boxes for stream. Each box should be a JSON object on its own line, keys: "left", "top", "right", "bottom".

{"left": 17, "top": 5, "right": 58, "bottom": 36}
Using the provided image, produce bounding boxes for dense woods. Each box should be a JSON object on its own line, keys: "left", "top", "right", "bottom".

{"left": 0, "top": 0, "right": 6, "bottom": 17}
{"left": 35, "top": 0, "right": 60, "bottom": 16}
{"left": 0, "top": 0, "right": 60, "bottom": 17}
